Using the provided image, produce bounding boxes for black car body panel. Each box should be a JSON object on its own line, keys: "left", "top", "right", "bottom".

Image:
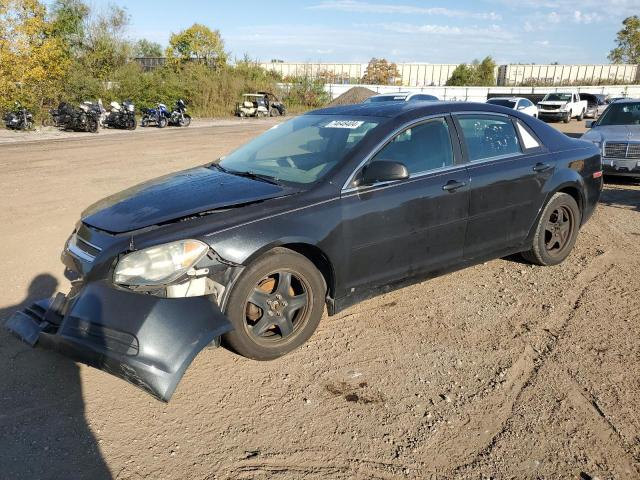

{"left": 6, "top": 102, "right": 602, "bottom": 400}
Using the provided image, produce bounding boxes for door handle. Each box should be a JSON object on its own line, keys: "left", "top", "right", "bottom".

{"left": 442, "top": 180, "right": 466, "bottom": 192}
{"left": 533, "top": 162, "right": 552, "bottom": 172}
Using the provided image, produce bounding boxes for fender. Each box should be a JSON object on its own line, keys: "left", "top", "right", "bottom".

{"left": 523, "top": 167, "right": 586, "bottom": 246}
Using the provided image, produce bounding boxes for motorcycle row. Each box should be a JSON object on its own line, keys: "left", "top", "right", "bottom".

{"left": 2, "top": 99, "right": 191, "bottom": 132}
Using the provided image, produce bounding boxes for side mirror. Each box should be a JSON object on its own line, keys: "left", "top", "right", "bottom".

{"left": 360, "top": 160, "right": 409, "bottom": 186}
{"left": 585, "top": 120, "right": 595, "bottom": 129}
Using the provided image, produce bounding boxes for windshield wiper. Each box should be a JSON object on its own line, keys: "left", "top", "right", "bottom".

{"left": 224, "top": 168, "right": 281, "bottom": 185}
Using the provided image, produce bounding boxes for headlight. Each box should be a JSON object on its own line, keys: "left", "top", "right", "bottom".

{"left": 114, "top": 239, "right": 209, "bottom": 286}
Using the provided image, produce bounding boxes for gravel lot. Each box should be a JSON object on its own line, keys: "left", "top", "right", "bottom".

{"left": 0, "top": 117, "right": 638, "bottom": 479}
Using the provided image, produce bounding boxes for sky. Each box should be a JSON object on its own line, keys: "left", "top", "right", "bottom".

{"left": 79, "top": 0, "right": 640, "bottom": 64}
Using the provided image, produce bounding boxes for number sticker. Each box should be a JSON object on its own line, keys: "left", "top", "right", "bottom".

{"left": 324, "top": 120, "right": 365, "bottom": 129}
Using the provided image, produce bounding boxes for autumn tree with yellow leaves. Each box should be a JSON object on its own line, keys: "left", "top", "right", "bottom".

{"left": 0, "top": 0, "right": 70, "bottom": 111}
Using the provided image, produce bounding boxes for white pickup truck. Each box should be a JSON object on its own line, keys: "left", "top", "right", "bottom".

{"left": 537, "top": 92, "right": 588, "bottom": 123}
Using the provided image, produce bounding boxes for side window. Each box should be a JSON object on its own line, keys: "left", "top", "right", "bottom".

{"left": 371, "top": 118, "right": 454, "bottom": 175}
{"left": 522, "top": 99, "right": 533, "bottom": 107}
{"left": 516, "top": 121, "right": 541, "bottom": 150}
{"left": 457, "top": 115, "right": 522, "bottom": 162}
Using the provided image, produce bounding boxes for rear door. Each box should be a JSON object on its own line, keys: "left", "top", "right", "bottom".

{"left": 453, "top": 113, "right": 553, "bottom": 260}
{"left": 341, "top": 115, "right": 470, "bottom": 290}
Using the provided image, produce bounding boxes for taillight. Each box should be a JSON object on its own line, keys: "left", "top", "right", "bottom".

{"left": 593, "top": 171, "right": 603, "bottom": 179}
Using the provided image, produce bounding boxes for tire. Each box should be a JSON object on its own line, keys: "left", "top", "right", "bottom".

{"left": 222, "top": 248, "right": 326, "bottom": 360}
{"left": 563, "top": 112, "right": 571, "bottom": 123}
{"left": 521, "top": 192, "right": 581, "bottom": 266}
{"left": 42, "top": 117, "right": 53, "bottom": 127}
{"left": 141, "top": 116, "right": 149, "bottom": 127}
{"left": 269, "top": 107, "right": 279, "bottom": 117}
{"left": 577, "top": 109, "right": 584, "bottom": 121}
{"left": 179, "top": 114, "right": 191, "bottom": 127}
{"left": 128, "top": 117, "right": 137, "bottom": 130}
{"left": 87, "top": 117, "right": 98, "bottom": 133}
{"left": 158, "top": 116, "right": 168, "bottom": 128}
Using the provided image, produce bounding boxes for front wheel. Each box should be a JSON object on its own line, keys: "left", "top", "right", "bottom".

{"left": 87, "top": 117, "right": 99, "bottom": 133}
{"left": 128, "top": 117, "right": 137, "bottom": 130}
{"left": 179, "top": 114, "right": 191, "bottom": 127}
{"left": 563, "top": 112, "right": 571, "bottom": 123}
{"left": 222, "top": 248, "right": 326, "bottom": 360}
{"left": 521, "top": 192, "right": 581, "bottom": 266}
{"left": 158, "top": 116, "right": 168, "bottom": 128}
{"left": 141, "top": 116, "right": 149, "bottom": 127}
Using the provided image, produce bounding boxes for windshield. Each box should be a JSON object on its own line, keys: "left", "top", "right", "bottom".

{"left": 543, "top": 93, "right": 572, "bottom": 102}
{"left": 487, "top": 99, "right": 516, "bottom": 108}
{"left": 597, "top": 102, "right": 640, "bottom": 126}
{"left": 218, "top": 115, "right": 381, "bottom": 185}
{"left": 364, "top": 95, "right": 407, "bottom": 103}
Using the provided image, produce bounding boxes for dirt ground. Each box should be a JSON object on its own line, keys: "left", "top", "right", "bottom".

{"left": 0, "top": 117, "right": 638, "bottom": 480}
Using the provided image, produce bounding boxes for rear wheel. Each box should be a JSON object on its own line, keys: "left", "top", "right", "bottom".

{"left": 223, "top": 248, "right": 326, "bottom": 360}
{"left": 521, "top": 192, "right": 581, "bottom": 266}
{"left": 269, "top": 107, "right": 279, "bottom": 117}
{"left": 577, "top": 109, "right": 584, "bottom": 121}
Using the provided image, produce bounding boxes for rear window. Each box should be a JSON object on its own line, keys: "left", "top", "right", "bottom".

{"left": 487, "top": 99, "right": 516, "bottom": 109}
{"left": 365, "top": 95, "right": 407, "bottom": 103}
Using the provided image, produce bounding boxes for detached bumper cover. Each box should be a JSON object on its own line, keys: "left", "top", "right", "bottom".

{"left": 5, "top": 282, "right": 233, "bottom": 402}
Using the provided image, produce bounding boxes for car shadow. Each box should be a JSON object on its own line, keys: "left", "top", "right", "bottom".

{"left": 600, "top": 178, "right": 640, "bottom": 213}
{"left": 0, "top": 274, "right": 112, "bottom": 480}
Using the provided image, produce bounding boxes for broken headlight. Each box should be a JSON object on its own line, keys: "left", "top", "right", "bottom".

{"left": 113, "top": 239, "right": 209, "bottom": 287}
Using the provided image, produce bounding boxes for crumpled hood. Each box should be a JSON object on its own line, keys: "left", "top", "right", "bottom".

{"left": 582, "top": 125, "right": 640, "bottom": 144}
{"left": 82, "top": 166, "right": 293, "bottom": 233}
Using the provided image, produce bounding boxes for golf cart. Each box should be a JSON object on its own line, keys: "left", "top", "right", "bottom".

{"left": 235, "top": 92, "right": 286, "bottom": 118}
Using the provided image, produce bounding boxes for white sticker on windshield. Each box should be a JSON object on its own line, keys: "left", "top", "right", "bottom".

{"left": 324, "top": 120, "right": 365, "bottom": 129}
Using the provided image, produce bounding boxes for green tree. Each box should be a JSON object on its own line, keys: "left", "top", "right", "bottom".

{"left": 446, "top": 64, "right": 475, "bottom": 86}
{"left": 166, "top": 23, "right": 227, "bottom": 68}
{"left": 609, "top": 16, "right": 640, "bottom": 63}
{"left": 446, "top": 56, "right": 496, "bottom": 86}
{"left": 475, "top": 56, "right": 496, "bottom": 86}
{"left": 49, "top": 0, "right": 89, "bottom": 52}
{"left": 133, "top": 38, "right": 163, "bottom": 58}
{"left": 361, "top": 58, "right": 400, "bottom": 85}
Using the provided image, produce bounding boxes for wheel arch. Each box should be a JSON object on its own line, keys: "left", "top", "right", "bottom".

{"left": 524, "top": 175, "right": 586, "bottom": 246}
{"left": 238, "top": 240, "right": 336, "bottom": 314}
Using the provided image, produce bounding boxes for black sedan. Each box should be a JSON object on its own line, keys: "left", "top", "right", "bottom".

{"left": 6, "top": 102, "right": 603, "bottom": 401}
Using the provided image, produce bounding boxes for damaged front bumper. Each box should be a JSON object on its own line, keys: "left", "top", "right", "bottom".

{"left": 5, "top": 281, "right": 233, "bottom": 402}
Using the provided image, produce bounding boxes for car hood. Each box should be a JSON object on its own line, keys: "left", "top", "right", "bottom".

{"left": 582, "top": 125, "right": 640, "bottom": 143}
{"left": 82, "top": 166, "right": 295, "bottom": 233}
{"left": 539, "top": 101, "right": 567, "bottom": 106}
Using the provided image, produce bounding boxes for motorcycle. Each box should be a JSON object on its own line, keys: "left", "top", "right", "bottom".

{"left": 48, "top": 102, "right": 99, "bottom": 132}
{"left": 103, "top": 100, "right": 137, "bottom": 130}
{"left": 141, "top": 102, "right": 170, "bottom": 128}
{"left": 3, "top": 102, "right": 34, "bottom": 130}
{"left": 169, "top": 99, "right": 191, "bottom": 127}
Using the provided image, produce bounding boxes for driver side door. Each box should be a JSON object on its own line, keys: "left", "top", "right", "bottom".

{"left": 339, "top": 115, "right": 470, "bottom": 293}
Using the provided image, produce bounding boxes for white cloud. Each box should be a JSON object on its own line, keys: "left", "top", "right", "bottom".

{"left": 573, "top": 10, "right": 600, "bottom": 24}
{"left": 309, "top": 1, "right": 502, "bottom": 20}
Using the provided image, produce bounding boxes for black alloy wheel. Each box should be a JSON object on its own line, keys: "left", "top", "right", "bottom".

{"left": 521, "top": 192, "right": 581, "bottom": 266}
{"left": 223, "top": 248, "right": 326, "bottom": 360}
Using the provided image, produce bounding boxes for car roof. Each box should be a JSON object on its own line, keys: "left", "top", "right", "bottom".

{"left": 309, "top": 101, "right": 523, "bottom": 118}
{"left": 487, "top": 97, "right": 523, "bottom": 101}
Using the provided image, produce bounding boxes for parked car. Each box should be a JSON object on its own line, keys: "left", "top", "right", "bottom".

{"left": 486, "top": 97, "right": 538, "bottom": 117}
{"left": 6, "top": 101, "right": 602, "bottom": 401}
{"left": 582, "top": 99, "right": 640, "bottom": 179}
{"left": 581, "top": 93, "right": 610, "bottom": 119}
{"left": 538, "top": 91, "right": 588, "bottom": 123}
{"left": 363, "top": 92, "right": 439, "bottom": 103}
